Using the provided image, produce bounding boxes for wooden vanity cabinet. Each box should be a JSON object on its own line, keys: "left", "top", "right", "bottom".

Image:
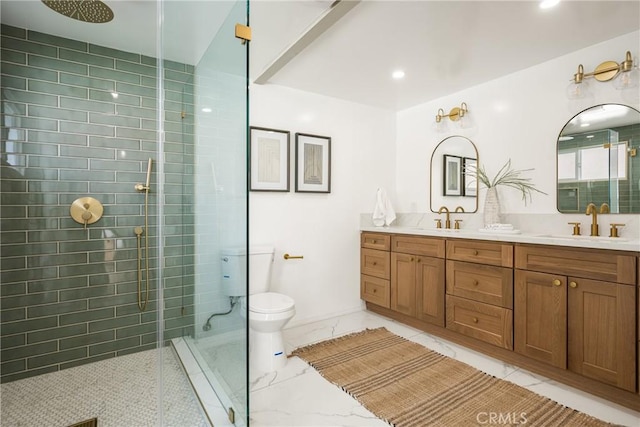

{"left": 390, "top": 235, "right": 445, "bottom": 326}
{"left": 445, "top": 240, "right": 514, "bottom": 350}
{"left": 360, "top": 233, "right": 391, "bottom": 308}
{"left": 515, "top": 245, "right": 637, "bottom": 392}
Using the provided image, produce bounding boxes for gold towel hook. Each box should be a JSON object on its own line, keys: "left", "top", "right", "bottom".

{"left": 284, "top": 253, "right": 304, "bottom": 260}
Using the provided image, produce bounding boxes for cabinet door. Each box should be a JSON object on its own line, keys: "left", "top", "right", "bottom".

{"left": 416, "top": 256, "right": 445, "bottom": 326}
{"left": 391, "top": 252, "right": 416, "bottom": 316}
{"left": 514, "top": 270, "right": 567, "bottom": 369}
{"left": 567, "top": 277, "right": 636, "bottom": 392}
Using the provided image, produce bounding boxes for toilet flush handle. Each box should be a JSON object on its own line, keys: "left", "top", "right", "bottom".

{"left": 284, "top": 253, "right": 304, "bottom": 260}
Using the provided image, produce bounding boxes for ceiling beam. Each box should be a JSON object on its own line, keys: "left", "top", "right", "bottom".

{"left": 253, "top": 0, "right": 361, "bottom": 85}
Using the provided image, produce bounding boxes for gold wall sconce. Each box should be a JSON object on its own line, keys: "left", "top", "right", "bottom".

{"left": 434, "top": 103, "right": 470, "bottom": 132}
{"left": 567, "top": 51, "right": 638, "bottom": 98}
{"left": 435, "top": 102, "right": 468, "bottom": 123}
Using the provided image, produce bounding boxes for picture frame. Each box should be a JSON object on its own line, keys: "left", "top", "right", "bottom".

{"left": 463, "top": 157, "right": 477, "bottom": 197}
{"left": 443, "top": 154, "right": 462, "bottom": 196}
{"left": 249, "top": 126, "right": 290, "bottom": 192}
{"left": 295, "top": 133, "right": 331, "bottom": 193}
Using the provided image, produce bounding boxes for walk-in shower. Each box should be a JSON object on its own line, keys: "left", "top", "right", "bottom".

{"left": 0, "top": 1, "right": 249, "bottom": 425}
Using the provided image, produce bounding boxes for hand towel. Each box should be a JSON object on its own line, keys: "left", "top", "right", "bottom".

{"left": 372, "top": 188, "right": 396, "bottom": 226}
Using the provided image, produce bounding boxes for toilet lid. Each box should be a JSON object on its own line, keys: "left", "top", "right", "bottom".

{"left": 249, "top": 292, "right": 295, "bottom": 314}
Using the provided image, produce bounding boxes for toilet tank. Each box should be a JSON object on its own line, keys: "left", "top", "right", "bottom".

{"left": 221, "top": 246, "right": 274, "bottom": 297}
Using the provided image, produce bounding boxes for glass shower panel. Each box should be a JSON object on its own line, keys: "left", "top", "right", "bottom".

{"left": 161, "top": 0, "right": 249, "bottom": 425}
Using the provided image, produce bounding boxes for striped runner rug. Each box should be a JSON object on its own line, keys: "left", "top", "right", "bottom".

{"left": 291, "top": 327, "right": 611, "bottom": 427}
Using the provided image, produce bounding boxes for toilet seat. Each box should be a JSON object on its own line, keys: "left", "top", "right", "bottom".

{"left": 249, "top": 292, "right": 295, "bottom": 314}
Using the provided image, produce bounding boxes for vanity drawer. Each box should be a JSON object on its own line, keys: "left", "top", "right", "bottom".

{"left": 515, "top": 245, "right": 636, "bottom": 285}
{"left": 361, "top": 248, "right": 390, "bottom": 279}
{"left": 446, "top": 295, "right": 513, "bottom": 350}
{"left": 446, "top": 240, "right": 513, "bottom": 267}
{"left": 361, "top": 232, "right": 391, "bottom": 251}
{"left": 446, "top": 260, "right": 513, "bottom": 308}
{"left": 360, "top": 275, "right": 390, "bottom": 308}
{"left": 392, "top": 235, "right": 445, "bottom": 258}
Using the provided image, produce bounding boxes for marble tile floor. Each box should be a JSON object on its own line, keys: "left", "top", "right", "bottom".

{"left": 0, "top": 347, "right": 209, "bottom": 427}
{"left": 249, "top": 310, "right": 640, "bottom": 427}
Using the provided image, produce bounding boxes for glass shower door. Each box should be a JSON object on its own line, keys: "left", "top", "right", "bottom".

{"left": 161, "top": 1, "right": 249, "bottom": 425}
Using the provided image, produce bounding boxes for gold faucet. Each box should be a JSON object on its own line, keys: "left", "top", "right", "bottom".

{"left": 454, "top": 206, "right": 465, "bottom": 213}
{"left": 438, "top": 206, "right": 451, "bottom": 229}
{"left": 585, "top": 202, "right": 610, "bottom": 236}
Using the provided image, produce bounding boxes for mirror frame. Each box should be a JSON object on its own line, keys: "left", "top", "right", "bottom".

{"left": 556, "top": 103, "right": 640, "bottom": 214}
{"left": 430, "top": 135, "right": 479, "bottom": 213}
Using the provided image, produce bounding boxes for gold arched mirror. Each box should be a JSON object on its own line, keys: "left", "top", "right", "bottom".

{"left": 557, "top": 104, "right": 640, "bottom": 213}
{"left": 430, "top": 135, "right": 479, "bottom": 213}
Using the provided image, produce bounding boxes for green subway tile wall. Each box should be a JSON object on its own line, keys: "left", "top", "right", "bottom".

{"left": 558, "top": 124, "right": 640, "bottom": 213}
{"left": 0, "top": 24, "right": 195, "bottom": 382}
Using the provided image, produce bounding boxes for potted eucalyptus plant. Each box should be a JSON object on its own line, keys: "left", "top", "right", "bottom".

{"left": 473, "top": 159, "right": 547, "bottom": 226}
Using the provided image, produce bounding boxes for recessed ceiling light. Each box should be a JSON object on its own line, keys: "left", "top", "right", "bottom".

{"left": 201, "top": 107, "right": 212, "bottom": 113}
{"left": 392, "top": 70, "right": 405, "bottom": 80}
{"left": 539, "top": 0, "right": 560, "bottom": 9}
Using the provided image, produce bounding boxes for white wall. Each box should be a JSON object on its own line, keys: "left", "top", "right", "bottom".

{"left": 250, "top": 84, "right": 396, "bottom": 326}
{"left": 397, "top": 31, "right": 640, "bottom": 218}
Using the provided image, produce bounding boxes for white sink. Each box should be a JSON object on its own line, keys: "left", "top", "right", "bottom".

{"left": 535, "top": 234, "right": 628, "bottom": 242}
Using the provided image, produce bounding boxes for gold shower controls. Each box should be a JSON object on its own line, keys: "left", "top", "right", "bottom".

{"left": 70, "top": 197, "right": 104, "bottom": 229}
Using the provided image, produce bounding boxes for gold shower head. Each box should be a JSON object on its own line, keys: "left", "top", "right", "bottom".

{"left": 41, "top": 0, "right": 114, "bottom": 24}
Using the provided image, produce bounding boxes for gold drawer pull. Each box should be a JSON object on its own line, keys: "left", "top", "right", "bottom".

{"left": 569, "top": 281, "right": 577, "bottom": 288}
{"left": 552, "top": 279, "right": 561, "bottom": 286}
{"left": 472, "top": 317, "right": 479, "bottom": 323}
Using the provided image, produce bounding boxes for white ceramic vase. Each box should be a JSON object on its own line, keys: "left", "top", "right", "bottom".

{"left": 484, "top": 187, "right": 502, "bottom": 226}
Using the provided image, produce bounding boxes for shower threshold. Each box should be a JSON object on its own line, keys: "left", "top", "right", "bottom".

{"left": 172, "top": 335, "right": 246, "bottom": 427}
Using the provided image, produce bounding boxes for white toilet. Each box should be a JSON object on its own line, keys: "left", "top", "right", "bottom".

{"left": 221, "top": 246, "right": 296, "bottom": 373}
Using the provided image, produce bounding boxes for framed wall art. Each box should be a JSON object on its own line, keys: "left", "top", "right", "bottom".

{"left": 249, "top": 126, "right": 290, "bottom": 192}
{"left": 295, "top": 133, "right": 331, "bottom": 193}
{"left": 443, "top": 154, "right": 462, "bottom": 196}
{"left": 463, "top": 157, "right": 477, "bottom": 197}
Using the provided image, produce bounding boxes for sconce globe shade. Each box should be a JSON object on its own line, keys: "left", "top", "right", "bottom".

{"left": 432, "top": 119, "right": 448, "bottom": 133}
{"left": 613, "top": 67, "right": 639, "bottom": 90}
{"left": 566, "top": 80, "right": 590, "bottom": 100}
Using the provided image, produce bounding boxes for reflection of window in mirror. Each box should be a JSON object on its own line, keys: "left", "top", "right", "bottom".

{"left": 558, "top": 141, "right": 628, "bottom": 182}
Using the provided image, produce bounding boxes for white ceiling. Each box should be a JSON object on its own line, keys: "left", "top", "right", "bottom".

{"left": 2, "top": 1, "right": 639, "bottom": 111}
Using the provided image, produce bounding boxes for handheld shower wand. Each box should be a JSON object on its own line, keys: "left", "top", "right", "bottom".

{"left": 135, "top": 158, "right": 153, "bottom": 192}
{"left": 134, "top": 158, "right": 152, "bottom": 311}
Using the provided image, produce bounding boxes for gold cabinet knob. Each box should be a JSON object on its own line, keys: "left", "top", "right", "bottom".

{"left": 410, "top": 257, "right": 414, "bottom": 262}
{"left": 473, "top": 250, "right": 479, "bottom": 256}
{"left": 372, "top": 261, "right": 377, "bottom": 265}
{"left": 416, "top": 258, "right": 421, "bottom": 263}
{"left": 372, "top": 239, "right": 377, "bottom": 244}
{"left": 472, "top": 317, "right": 479, "bottom": 323}
{"left": 552, "top": 279, "right": 561, "bottom": 286}
{"left": 373, "top": 289, "right": 377, "bottom": 293}
{"left": 569, "top": 281, "right": 577, "bottom": 288}
{"left": 473, "top": 280, "right": 479, "bottom": 286}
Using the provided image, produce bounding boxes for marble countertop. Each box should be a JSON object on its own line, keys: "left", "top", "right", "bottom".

{"left": 361, "top": 226, "right": 640, "bottom": 253}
